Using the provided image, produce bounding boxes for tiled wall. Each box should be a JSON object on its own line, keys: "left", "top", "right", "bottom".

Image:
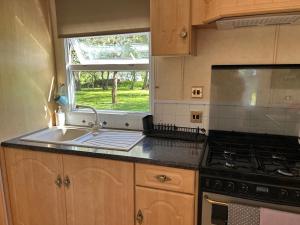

{"left": 153, "top": 25, "right": 300, "bottom": 136}
{"left": 154, "top": 101, "right": 210, "bottom": 132}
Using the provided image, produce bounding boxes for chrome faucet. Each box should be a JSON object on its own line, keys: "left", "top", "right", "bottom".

{"left": 76, "top": 105, "right": 102, "bottom": 132}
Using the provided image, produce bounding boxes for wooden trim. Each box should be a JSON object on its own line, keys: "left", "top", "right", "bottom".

{"left": 0, "top": 148, "right": 11, "bottom": 225}
{"left": 69, "top": 64, "right": 150, "bottom": 72}
{"left": 58, "top": 28, "right": 150, "bottom": 39}
{"left": 194, "top": 171, "right": 199, "bottom": 225}
{"left": 0, "top": 148, "right": 7, "bottom": 225}
{"left": 202, "top": 1, "right": 300, "bottom": 24}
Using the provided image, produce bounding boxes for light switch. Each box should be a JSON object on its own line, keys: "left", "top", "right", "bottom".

{"left": 191, "top": 86, "right": 203, "bottom": 98}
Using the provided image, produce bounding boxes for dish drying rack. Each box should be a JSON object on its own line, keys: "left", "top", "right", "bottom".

{"left": 143, "top": 115, "right": 206, "bottom": 142}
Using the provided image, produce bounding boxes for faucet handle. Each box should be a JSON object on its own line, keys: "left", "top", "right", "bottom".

{"left": 88, "top": 122, "right": 94, "bottom": 127}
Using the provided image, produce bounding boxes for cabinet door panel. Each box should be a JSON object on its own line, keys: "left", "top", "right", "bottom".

{"left": 5, "top": 148, "right": 65, "bottom": 225}
{"left": 204, "top": 0, "right": 300, "bottom": 23}
{"left": 0, "top": 172, "right": 7, "bottom": 225}
{"left": 136, "top": 186, "right": 194, "bottom": 225}
{"left": 63, "top": 155, "right": 134, "bottom": 225}
{"left": 151, "top": 0, "right": 191, "bottom": 55}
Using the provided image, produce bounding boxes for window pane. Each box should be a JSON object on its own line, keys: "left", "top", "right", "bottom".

{"left": 73, "top": 71, "right": 150, "bottom": 112}
{"left": 69, "top": 33, "right": 150, "bottom": 65}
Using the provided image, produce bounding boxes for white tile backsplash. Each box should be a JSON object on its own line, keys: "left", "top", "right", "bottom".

{"left": 154, "top": 102, "right": 299, "bottom": 136}
{"left": 66, "top": 111, "right": 148, "bottom": 130}
{"left": 175, "top": 104, "right": 190, "bottom": 116}
{"left": 154, "top": 102, "right": 209, "bottom": 131}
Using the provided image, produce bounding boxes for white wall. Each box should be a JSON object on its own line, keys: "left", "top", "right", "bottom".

{"left": 0, "top": 0, "right": 56, "bottom": 142}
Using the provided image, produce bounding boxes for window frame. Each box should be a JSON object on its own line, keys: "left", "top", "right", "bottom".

{"left": 64, "top": 33, "right": 154, "bottom": 115}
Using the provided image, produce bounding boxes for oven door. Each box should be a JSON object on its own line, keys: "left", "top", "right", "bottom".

{"left": 201, "top": 192, "right": 300, "bottom": 225}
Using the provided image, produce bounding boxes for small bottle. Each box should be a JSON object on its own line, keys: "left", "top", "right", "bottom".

{"left": 55, "top": 106, "right": 65, "bottom": 127}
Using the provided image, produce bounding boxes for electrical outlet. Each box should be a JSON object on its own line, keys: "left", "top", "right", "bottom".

{"left": 191, "top": 86, "right": 203, "bottom": 98}
{"left": 190, "top": 111, "right": 203, "bottom": 123}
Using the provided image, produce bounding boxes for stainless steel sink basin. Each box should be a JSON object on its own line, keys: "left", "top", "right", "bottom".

{"left": 21, "top": 127, "right": 91, "bottom": 143}
{"left": 21, "top": 126, "right": 144, "bottom": 151}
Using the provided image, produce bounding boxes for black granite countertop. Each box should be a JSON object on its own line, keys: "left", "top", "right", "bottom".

{"left": 1, "top": 129, "right": 207, "bottom": 170}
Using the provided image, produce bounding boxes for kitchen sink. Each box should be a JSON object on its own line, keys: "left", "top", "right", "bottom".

{"left": 21, "top": 127, "right": 90, "bottom": 143}
{"left": 21, "top": 126, "right": 144, "bottom": 151}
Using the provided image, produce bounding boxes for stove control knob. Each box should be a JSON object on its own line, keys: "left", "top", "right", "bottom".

{"left": 279, "top": 189, "right": 289, "bottom": 198}
{"left": 212, "top": 180, "right": 223, "bottom": 190}
{"left": 225, "top": 182, "right": 235, "bottom": 193}
{"left": 240, "top": 183, "right": 249, "bottom": 194}
{"left": 295, "top": 191, "right": 300, "bottom": 199}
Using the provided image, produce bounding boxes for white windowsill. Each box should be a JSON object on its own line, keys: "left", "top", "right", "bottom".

{"left": 66, "top": 109, "right": 151, "bottom": 131}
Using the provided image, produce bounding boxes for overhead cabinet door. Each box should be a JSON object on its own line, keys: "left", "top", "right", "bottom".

{"left": 203, "top": 0, "right": 300, "bottom": 23}
{"left": 151, "top": 0, "right": 193, "bottom": 56}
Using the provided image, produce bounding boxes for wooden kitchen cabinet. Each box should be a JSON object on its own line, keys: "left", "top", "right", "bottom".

{"left": 150, "top": 0, "right": 195, "bottom": 56}
{"left": 62, "top": 155, "right": 134, "bottom": 225}
{"left": 136, "top": 163, "right": 196, "bottom": 194}
{"left": 4, "top": 148, "right": 66, "bottom": 225}
{"left": 136, "top": 186, "right": 195, "bottom": 225}
{"left": 0, "top": 173, "right": 7, "bottom": 225}
{"left": 199, "top": 0, "right": 300, "bottom": 24}
{"left": 3, "top": 148, "right": 197, "bottom": 225}
{"left": 3, "top": 148, "right": 134, "bottom": 225}
{"left": 135, "top": 164, "right": 198, "bottom": 225}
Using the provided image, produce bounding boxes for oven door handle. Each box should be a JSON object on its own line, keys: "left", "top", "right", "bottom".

{"left": 204, "top": 195, "right": 229, "bottom": 206}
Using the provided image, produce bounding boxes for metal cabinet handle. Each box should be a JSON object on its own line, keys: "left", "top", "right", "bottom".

{"left": 64, "top": 176, "right": 71, "bottom": 188}
{"left": 180, "top": 30, "right": 188, "bottom": 38}
{"left": 55, "top": 175, "right": 63, "bottom": 188}
{"left": 136, "top": 209, "right": 144, "bottom": 224}
{"left": 155, "top": 174, "right": 171, "bottom": 183}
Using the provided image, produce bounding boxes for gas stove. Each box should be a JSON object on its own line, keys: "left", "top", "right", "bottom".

{"left": 201, "top": 130, "right": 300, "bottom": 207}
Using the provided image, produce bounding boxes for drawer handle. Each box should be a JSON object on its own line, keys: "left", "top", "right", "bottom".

{"left": 136, "top": 209, "right": 144, "bottom": 224}
{"left": 155, "top": 175, "right": 171, "bottom": 183}
{"left": 55, "top": 175, "right": 62, "bottom": 188}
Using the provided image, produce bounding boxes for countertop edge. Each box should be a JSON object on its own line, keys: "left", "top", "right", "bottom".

{"left": 1, "top": 141, "right": 202, "bottom": 170}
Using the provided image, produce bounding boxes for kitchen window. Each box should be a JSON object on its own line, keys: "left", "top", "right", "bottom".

{"left": 65, "top": 32, "right": 151, "bottom": 113}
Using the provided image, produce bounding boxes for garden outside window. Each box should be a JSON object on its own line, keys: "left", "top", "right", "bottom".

{"left": 65, "top": 32, "right": 151, "bottom": 113}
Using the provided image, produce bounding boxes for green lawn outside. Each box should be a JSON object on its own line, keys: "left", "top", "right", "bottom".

{"left": 75, "top": 87, "right": 150, "bottom": 112}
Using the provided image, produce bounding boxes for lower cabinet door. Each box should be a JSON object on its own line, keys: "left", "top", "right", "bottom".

{"left": 5, "top": 148, "right": 66, "bottom": 225}
{"left": 136, "top": 186, "right": 195, "bottom": 225}
{"left": 63, "top": 155, "right": 134, "bottom": 225}
{"left": 0, "top": 172, "right": 7, "bottom": 225}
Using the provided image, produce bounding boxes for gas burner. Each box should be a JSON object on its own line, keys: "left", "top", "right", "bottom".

{"left": 224, "top": 150, "right": 237, "bottom": 155}
{"left": 277, "top": 169, "right": 294, "bottom": 177}
{"left": 224, "top": 150, "right": 237, "bottom": 161}
{"left": 206, "top": 131, "right": 300, "bottom": 178}
{"left": 225, "top": 161, "right": 236, "bottom": 168}
{"left": 272, "top": 154, "right": 287, "bottom": 161}
{"left": 291, "top": 168, "right": 300, "bottom": 177}
{"left": 224, "top": 153, "right": 235, "bottom": 160}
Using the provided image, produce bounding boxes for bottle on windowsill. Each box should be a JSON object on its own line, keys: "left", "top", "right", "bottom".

{"left": 55, "top": 106, "right": 65, "bottom": 128}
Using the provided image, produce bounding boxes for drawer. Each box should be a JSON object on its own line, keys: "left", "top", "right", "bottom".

{"left": 135, "top": 163, "right": 196, "bottom": 194}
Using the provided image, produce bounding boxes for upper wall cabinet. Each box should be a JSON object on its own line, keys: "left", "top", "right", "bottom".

{"left": 193, "top": 0, "right": 300, "bottom": 24}
{"left": 151, "top": 0, "right": 195, "bottom": 56}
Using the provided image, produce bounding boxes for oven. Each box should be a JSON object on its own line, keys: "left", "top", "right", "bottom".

{"left": 201, "top": 192, "right": 300, "bottom": 225}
